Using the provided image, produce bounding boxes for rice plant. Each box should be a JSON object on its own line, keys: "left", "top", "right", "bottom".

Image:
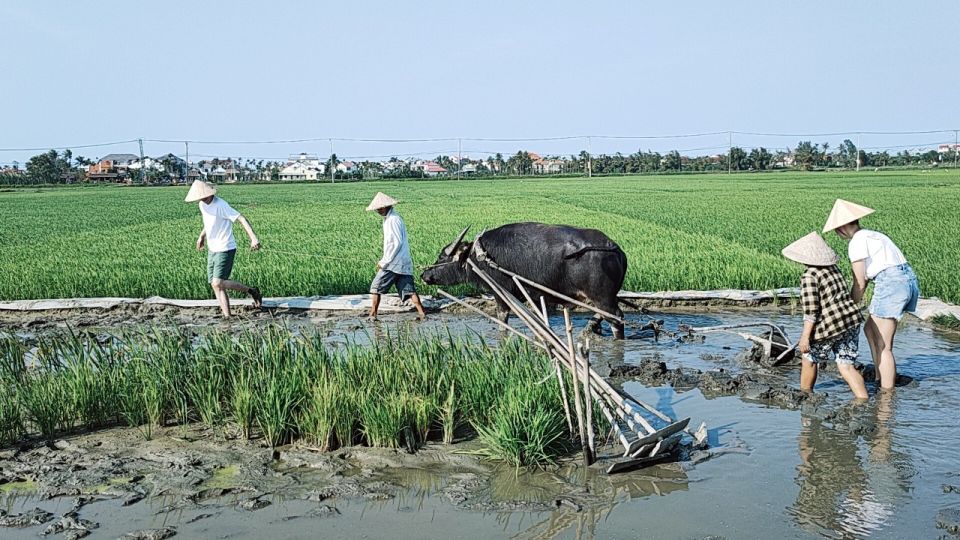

{"left": 0, "top": 326, "right": 587, "bottom": 467}
{"left": 473, "top": 380, "right": 569, "bottom": 469}
{"left": 17, "top": 372, "right": 71, "bottom": 442}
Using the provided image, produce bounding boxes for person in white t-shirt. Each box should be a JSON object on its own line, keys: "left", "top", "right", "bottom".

{"left": 365, "top": 192, "right": 427, "bottom": 321}
{"left": 184, "top": 180, "right": 263, "bottom": 318}
{"left": 823, "top": 199, "right": 920, "bottom": 390}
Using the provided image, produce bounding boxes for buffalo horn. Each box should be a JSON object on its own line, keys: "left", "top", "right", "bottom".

{"left": 445, "top": 226, "right": 471, "bottom": 256}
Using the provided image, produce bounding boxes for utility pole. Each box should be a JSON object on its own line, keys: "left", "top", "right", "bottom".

{"left": 457, "top": 138, "right": 462, "bottom": 180}
{"left": 138, "top": 138, "right": 145, "bottom": 184}
{"left": 856, "top": 132, "right": 861, "bottom": 172}
{"left": 184, "top": 141, "right": 189, "bottom": 184}
{"left": 954, "top": 130, "right": 958, "bottom": 170}
{"left": 329, "top": 138, "right": 335, "bottom": 183}
{"left": 587, "top": 136, "right": 593, "bottom": 178}
{"left": 727, "top": 131, "right": 732, "bottom": 174}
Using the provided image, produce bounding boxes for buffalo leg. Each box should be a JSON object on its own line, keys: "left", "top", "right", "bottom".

{"left": 495, "top": 300, "right": 511, "bottom": 325}
{"left": 586, "top": 314, "right": 604, "bottom": 336}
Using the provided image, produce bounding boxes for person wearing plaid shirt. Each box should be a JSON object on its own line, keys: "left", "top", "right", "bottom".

{"left": 783, "top": 232, "right": 868, "bottom": 399}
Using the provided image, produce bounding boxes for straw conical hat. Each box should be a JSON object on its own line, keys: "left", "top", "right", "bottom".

{"left": 184, "top": 180, "right": 217, "bottom": 202}
{"left": 782, "top": 232, "right": 839, "bottom": 267}
{"left": 822, "top": 199, "right": 875, "bottom": 233}
{"left": 366, "top": 192, "right": 398, "bottom": 211}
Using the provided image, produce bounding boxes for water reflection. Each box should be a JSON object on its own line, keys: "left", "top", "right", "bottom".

{"left": 790, "top": 392, "right": 913, "bottom": 538}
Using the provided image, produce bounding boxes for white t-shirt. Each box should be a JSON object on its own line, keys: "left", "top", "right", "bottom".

{"left": 199, "top": 197, "right": 241, "bottom": 252}
{"left": 379, "top": 209, "right": 414, "bottom": 275}
{"left": 848, "top": 229, "right": 907, "bottom": 279}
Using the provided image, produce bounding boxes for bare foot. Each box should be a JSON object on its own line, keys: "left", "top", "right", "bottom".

{"left": 249, "top": 287, "right": 263, "bottom": 309}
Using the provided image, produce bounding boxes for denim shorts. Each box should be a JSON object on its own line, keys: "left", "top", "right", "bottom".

{"left": 870, "top": 264, "right": 920, "bottom": 321}
{"left": 803, "top": 324, "right": 860, "bottom": 366}
{"left": 370, "top": 270, "right": 416, "bottom": 300}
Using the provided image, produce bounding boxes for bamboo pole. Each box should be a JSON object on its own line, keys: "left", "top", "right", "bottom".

{"left": 536, "top": 293, "right": 575, "bottom": 437}
{"left": 581, "top": 341, "right": 595, "bottom": 458}
{"left": 564, "top": 308, "right": 592, "bottom": 465}
{"left": 435, "top": 290, "right": 547, "bottom": 351}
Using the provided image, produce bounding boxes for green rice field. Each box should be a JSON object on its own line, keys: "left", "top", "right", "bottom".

{"left": 1, "top": 170, "right": 958, "bottom": 303}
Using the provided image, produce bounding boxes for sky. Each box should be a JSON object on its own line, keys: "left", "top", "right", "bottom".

{"left": 1, "top": 1, "right": 958, "bottom": 165}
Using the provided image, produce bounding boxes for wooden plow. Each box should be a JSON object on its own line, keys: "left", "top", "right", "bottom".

{"left": 678, "top": 322, "right": 797, "bottom": 365}
{"left": 437, "top": 260, "right": 706, "bottom": 474}
{"left": 469, "top": 231, "right": 670, "bottom": 340}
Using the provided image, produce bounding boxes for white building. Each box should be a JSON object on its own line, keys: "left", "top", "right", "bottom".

{"left": 279, "top": 153, "right": 326, "bottom": 181}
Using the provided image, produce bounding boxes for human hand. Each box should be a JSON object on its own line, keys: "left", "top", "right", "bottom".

{"left": 798, "top": 336, "right": 811, "bottom": 354}
{"left": 250, "top": 239, "right": 261, "bottom": 251}
{"left": 196, "top": 237, "right": 205, "bottom": 251}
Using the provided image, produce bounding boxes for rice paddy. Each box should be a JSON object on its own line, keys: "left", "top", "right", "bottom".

{"left": 0, "top": 327, "right": 598, "bottom": 467}
{"left": 1, "top": 170, "right": 958, "bottom": 303}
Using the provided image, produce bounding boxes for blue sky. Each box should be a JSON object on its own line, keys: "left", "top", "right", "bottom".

{"left": 1, "top": 1, "right": 958, "bottom": 165}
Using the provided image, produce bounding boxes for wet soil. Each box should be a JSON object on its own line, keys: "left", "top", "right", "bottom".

{"left": 3, "top": 304, "right": 960, "bottom": 538}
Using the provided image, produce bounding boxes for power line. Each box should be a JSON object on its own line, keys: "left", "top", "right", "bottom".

{"left": 0, "top": 139, "right": 139, "bottom": 152}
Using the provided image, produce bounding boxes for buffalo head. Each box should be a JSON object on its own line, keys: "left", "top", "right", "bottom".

{"left": 421, "top": 226, "right": 473, "bottom": 285}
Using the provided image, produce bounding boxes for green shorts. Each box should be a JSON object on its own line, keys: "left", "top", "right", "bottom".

{"left": 207, "top": 249, "right": 236, "bottom": 282}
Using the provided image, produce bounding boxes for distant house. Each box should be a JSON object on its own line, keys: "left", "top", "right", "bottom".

{"left": 336, "top": 160, "right": 357, "bottom": 174}
{"left": 207, "top": 165, "right": 227, "bottom": 182}
{"left": 421, "top": 161, "right": 447, "bottom": 177}
{"left": 460, "top": 163, "right": 478, "bottom": 174}
{"left": 938, "top": 144, "right": 960, "bottom": 153}
{"left": 280, "top": 153, "right": 326, "bottom": 181}
{"left": 533, "top": 157, "right": 564, "bottom": 174}
{"left": 280, "top": 162, "right": 325, "bottom": 181}
{"left": 87, "top": 153, "right": 140, "bottom": 181}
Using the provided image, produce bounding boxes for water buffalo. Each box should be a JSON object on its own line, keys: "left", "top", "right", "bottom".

{"left": 421, "top": 222, "right": 628, "bottom": 339}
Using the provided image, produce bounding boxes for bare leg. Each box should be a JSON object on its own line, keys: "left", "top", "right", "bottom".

{"left": 217, "top": 279, "right": 253, "bottom": 294}
{"left": 369, "top": 293, "right": 381, "bottom": 320}
{"left": 837, "top": 363, "right": 869, "bottom": 399}
{"left": 210, "top": 280, "right": 231, "bottom": 318}
{"left": 409, "top": 294, "right": 427, "bottom": 320}
{"left": 872, "top": 317, "right": 900, "bottom": 389}
{"left": 800, "top": 360, "right": 818, "bottom": 392}
{"left": 863, "top": 317, "right": 882, "bottom": 366}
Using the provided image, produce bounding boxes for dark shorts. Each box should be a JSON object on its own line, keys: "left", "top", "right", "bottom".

{"left": 803, "top": 324, "right": 861, "bottom": 366}
{"left": 370, "top": 270, "right": 416, "bottom": 301}
{"left": 207, "top": 249, "right": 236, "bottom": 282}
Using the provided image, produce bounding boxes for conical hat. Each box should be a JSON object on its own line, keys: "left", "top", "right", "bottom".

{"left": 822, "top": 199, "right": 874, "bottom": 233}
{"left": 184, "top": 180, "right": 217, "bottom": 202}
{"left": 782, "top": 232, "right": 839, "bottom": 267}
{"left": 366, "top": 192, "right": 398, "bottom": 211}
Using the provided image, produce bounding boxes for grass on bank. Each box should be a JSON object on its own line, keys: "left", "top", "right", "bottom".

{"left": 0, "top": 327, "right": 605, "bottom": 468}
{"left": 931, "top": 314, "right": 960, "bottom": 331}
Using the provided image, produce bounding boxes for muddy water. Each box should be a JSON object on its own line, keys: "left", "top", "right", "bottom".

{"left": 3, "top": 309, "right": 960, "bottom": 539}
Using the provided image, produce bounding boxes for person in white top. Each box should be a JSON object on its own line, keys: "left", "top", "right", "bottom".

{"left": 184, "top": 180, "right": 263, "bottom": 318}
{"left": 365, "top": 192, "right": 426, "bottom": 321}
{"left": 823, "top": 199, "right": 920, "bottom": 390}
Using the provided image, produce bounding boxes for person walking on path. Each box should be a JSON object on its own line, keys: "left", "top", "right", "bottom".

{"left": 185, "top": 180, "right": 263, "bottom": 318}
{"left": 366, "top": 192, "right": 427, "bottom": 321}
{"left": 823, "top": 199, "right": 920, "bottom": 390}
{"left": 783, "top": 232, "right": 869, "bottom": 399}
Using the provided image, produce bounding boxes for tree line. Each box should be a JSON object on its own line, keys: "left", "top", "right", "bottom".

{"left": 2, "top": 140, "right": 956, "bottom": 185}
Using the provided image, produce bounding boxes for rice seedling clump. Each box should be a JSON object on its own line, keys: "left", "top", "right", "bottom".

{"left": 0, "top": 326, "right": 589, "bottom": 467}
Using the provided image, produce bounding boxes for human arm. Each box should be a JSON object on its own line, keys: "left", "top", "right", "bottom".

{"left": 799, "top": 320, "right": 815, "bottom": 354}
{"left": 849, "top": 259, "right": 868, "bottom": 304}
{"left": 196, "top": 230, "right": 206, "bottom": 251}
{"left": 799, "top": 272, "right": 820, "bottom": 353}
{"left": 236, "top": 215, "right": 261, "bottom": 251}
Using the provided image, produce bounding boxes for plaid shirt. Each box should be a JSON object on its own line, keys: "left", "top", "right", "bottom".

{"left": 800, "top": 265, "right": 864, "bottom": 341}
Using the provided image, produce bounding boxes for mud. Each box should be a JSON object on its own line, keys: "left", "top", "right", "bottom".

{"left": 3, "top": 305, "right": 960, "bottom": 538}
